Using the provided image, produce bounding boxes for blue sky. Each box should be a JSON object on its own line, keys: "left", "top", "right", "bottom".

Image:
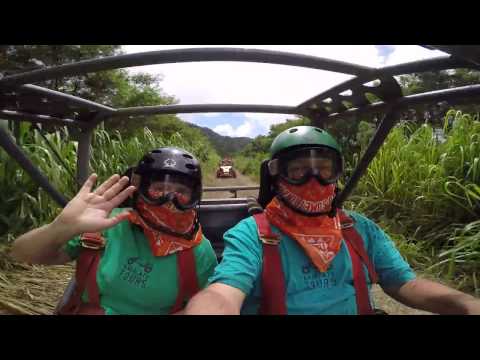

{"left": 190, "top": 113, "right": 246, "bottom": 129}
{"left": 185, "top": 113, "right": 295, "bottom": 138}
{"left": 123, "top": 45, "right": 447, "bottom": 139}
{"left": 375, "top": 45, "right": 396, "bottom": 64}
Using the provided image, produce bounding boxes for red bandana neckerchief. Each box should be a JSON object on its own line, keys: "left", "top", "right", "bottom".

{"left": 127, "top": 198, "right": 202, "bottom": 257}
{"left": 265, "top": 180, "right": 343, "bottom": 272}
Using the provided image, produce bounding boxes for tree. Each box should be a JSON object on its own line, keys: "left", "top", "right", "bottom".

{"left": 0, "top": 45, "right": 180, "bottom": 138}
{"left": 0, "top": 45, "right": 123, "bottom": 102}
{"left": 399, "top": 69, "right": 480, "bottom": 125}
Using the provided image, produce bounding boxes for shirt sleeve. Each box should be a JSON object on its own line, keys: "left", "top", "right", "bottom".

{"left": 351, "top": 212, "right": 416, "bottom": 288}
{"left": 194, "top": 237, "right": 219, "bottom": 289}
{"left": 207, "top": 217, "right": 262, "bottom": 296}
{"left": 62, "top": 235, "right": 82, "bottom": 260}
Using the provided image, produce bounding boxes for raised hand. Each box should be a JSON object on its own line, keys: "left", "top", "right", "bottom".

{"left": 54, "top": 173, "right": 136, "bottom": 235}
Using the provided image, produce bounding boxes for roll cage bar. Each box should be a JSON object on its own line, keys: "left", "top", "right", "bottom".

{"left": 1, "top": 45, "right": 480, "bottom": 209}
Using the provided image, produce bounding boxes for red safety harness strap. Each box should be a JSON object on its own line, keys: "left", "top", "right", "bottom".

{"left": 57, "top": 232, "right": 105, "bottom": 315}
{"left": 255, "top": 210, "right": 378, "bottom": 315}
{"left": 337, "top": 210, "right": 378, "bottom": 315}
{"left": 254, "top": 213, "right": 287, "bottom": 315}
{"left": 170, "top": 247, "right": 200, "bottom": 314}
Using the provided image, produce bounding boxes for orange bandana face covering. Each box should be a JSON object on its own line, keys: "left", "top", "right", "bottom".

{"left": 128, "top": 197, "right": 203, "bottom": 256}
{"left": 276, "top": 178, "right": 336, "bottom": 214}
{"left": 266, "top": 180, "right": 343, "bottom": 272}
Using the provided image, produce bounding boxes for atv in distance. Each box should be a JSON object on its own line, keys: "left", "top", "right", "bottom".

{"left": 216, "top": 158, "right": 237, "bottom": 178}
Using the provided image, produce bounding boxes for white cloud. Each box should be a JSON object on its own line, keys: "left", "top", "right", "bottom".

{"left": 213, "top": 120, "right": 256, "bottom": 138}
{"left": 122, "top": 45, "right": 448, "bottom": 136}
{"left": 244, "top": 113, "right": 297, "bottom": 132}
{"left": 213, "top": 123, "right": 235, "bottom": 137}
{"left": 384, "top": 45, "right": 447, "bottom": 66}
{"left": 122, "top": 45, "right": 377, "bottom": 106}
{"left": 201, "top": 113, "right": 222, "bottom": 117}
{"left": 235, "top": 120, "right": 254, "bottom": 137}
{"left": 178, "top": 113, "right": 220, "bottom": 124}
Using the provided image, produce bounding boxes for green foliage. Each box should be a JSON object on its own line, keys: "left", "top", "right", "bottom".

{"left": 399, "top": 69, "right": 480, "bottom": 96}
{"left": 0, "top": 45, "right": 225, "bottom": 244}
{"left": 4, "top": 46, "right": 480, "bottom": 294}
{"left": 0, "top": 121, "right": 220, "bottom": 243}
{"left": 349, "top": 110, "right": 480, "bottom": 229}
{"left": 234, "top": 115, "right": 377, "bottom": 181}
{"left": 0, "top": 45, "right": 123, "bottom": 102}
{"left": 267, "top": 116, "right": 311, "bottom": 139}
{"left": 0, "top": 45, "right": 180, "bottom": 138}
{"left": 344, "top": 110, "right": 480, "bottom": 292}
{"left": 399, "top": 69, "right": 480, "bottom": 124}
{"left": 188, "top": 124, "right": 251, "bottom": 157}
{"left": 234, "top": 117, "right": 310, "bottom": 180}
{"left": 356, "top": 121, "right": 376, "bottom": 152}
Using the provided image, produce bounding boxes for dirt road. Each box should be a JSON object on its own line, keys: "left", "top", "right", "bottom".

{"left": 371, "top": 285, "right": 432, "bottom": 315}
{"left": 203, "top": 172, "right": 259, "bottom": 199}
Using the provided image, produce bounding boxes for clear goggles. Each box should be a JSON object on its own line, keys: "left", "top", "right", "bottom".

{"left": 268, "top": 147, "right": 342, "bottom": 185}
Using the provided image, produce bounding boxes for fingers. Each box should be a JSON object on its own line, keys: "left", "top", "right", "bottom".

{"left": 108, "top": 185, "right": 137, "bottom": 209}
{"left": 102, "top": 176, "right": 131, "bottom": 201}
{"left": 94, "top": 174, "right": 121, "bottom": 196}
{"left": 88, "top": 210, "right": 132, "bottom": 233}
{"left": 106, "top": 210, "right": 132, "bottom": 227}
{"left": 78, "top": 173, "right": 97, "bottom": 196}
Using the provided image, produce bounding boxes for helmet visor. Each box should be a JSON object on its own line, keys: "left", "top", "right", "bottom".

{"left": 272, "top": 147, "right": 342, "bottom": 185}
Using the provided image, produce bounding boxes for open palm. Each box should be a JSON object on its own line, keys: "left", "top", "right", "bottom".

{"left": 57, "top": 173, "right": 137, "bottom": 235}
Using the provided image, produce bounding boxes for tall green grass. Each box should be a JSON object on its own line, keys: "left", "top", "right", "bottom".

{"left": 233, "top": 110, "right": 480, "bottom": 293}
{"left": 3, "top": 110, "right": 480, "bottom": 293}
{"left": 345, "top": 110, "right": 480, "bottom": 293}
{"left": 0, "top": 123, "right": 220, "bottom": 242}
{"left": 233, "top": 151, "right": 268, "bottom": 182}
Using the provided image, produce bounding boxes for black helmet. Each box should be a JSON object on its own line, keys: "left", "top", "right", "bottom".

{"left": 131, "top": 147, "right": 202, "bottom": 211}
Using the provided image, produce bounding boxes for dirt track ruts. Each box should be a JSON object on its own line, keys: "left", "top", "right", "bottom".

{"left": 203, "top": 172, "right": 259, "bottom": 199}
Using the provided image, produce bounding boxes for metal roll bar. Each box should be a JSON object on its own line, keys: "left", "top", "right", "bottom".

{"left": 1, "top": 46, "right": 479, "bottom": 207}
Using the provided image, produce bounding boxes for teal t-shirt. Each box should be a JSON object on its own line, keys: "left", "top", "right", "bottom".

{"left": 208, "top": 211, "right": 416, "bottom": 315}
{"left": 63, "top": 208, "right": 218, "bottom": 315}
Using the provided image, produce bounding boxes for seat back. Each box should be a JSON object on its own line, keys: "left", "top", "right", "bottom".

{"left": 198, "top": 198, "right": 252, "bottom": 258}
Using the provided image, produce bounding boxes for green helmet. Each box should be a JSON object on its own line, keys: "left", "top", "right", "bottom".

{"left": 262, "top": 125, "right": 342, "bottom": 216}
{"left": 270, "top": 126, "right": 342, "bottom": 159}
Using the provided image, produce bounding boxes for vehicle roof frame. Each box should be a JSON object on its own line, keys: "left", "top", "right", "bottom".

{"left": 1, "top": 46, "right": 479, "bottom": 208}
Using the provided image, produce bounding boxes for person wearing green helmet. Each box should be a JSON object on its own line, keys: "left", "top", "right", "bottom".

{"left": 184, "top": 126, "right": 480, "bottom": 315}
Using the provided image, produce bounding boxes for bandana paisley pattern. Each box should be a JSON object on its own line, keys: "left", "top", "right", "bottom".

{"left": 277, "top": 178, "right": 336, "bottom": 214}
{"left": 266, "top": 180, "right": 343, "bottom": 272}
{"left": 127, "top": 198, "right": 202, "bottom": 257}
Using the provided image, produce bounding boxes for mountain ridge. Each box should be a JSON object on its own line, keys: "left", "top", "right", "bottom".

{"left": 187, "top": 123, "right": 252, "bottom": 156}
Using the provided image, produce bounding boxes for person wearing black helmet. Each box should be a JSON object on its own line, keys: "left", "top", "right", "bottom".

{"left": 185, "top": 126, "right": 480, "bottom": 315}
{"left": 11, "top": 147, "right": 217, "bottom": 315}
